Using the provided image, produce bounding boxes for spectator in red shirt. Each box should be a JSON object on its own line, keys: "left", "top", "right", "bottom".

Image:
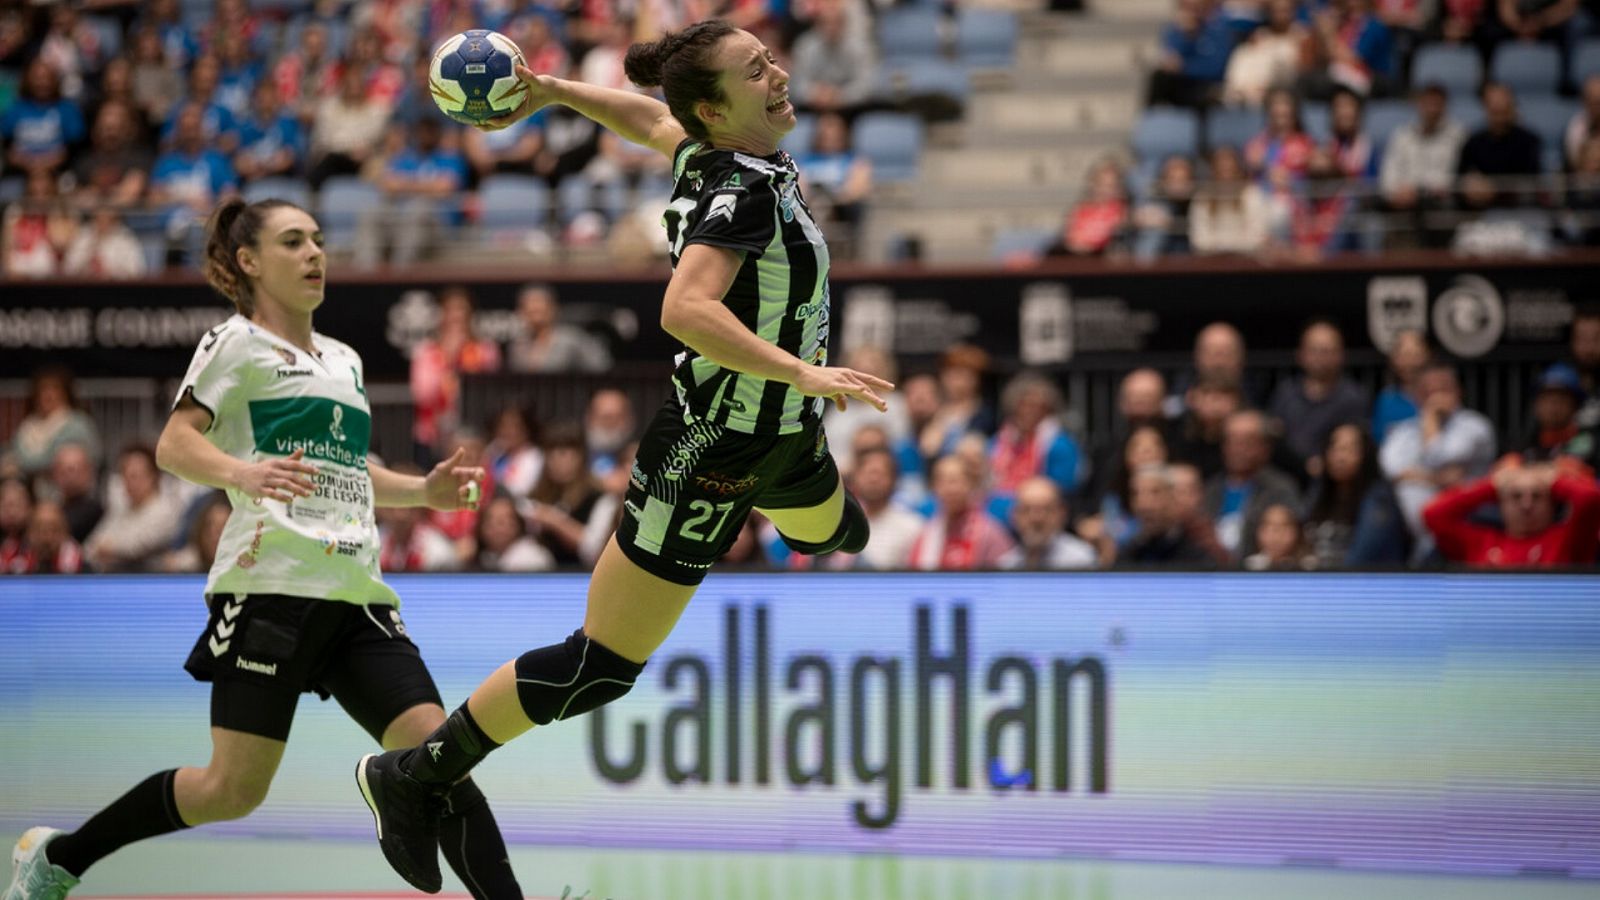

{"left": 908, "top": 454, "right": 1016, "bottom": 570}
{"left": 1423, "top": 457, "right": 1600, "bottom": 567}
{"left": 1246, "top": 88, "right": 1316, "bottom": 183}
{"left": 410, "top": 286, "right": 502, "bottom": 465}
{"left": 16, "top": 501, "right": 85, "bottom": 574}
{"left": 1045, "top": 159, "right": 1129, "bottom": 257}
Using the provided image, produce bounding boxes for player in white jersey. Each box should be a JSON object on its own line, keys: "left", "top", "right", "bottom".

{"left": 4, "top": 198, "right": 524, "bottom": 900}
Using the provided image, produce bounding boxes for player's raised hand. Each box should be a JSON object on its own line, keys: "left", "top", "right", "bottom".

{"left": 480, "top": 64, "right": 558, "bottom": 131}
{"left": 234, "top": 448, "right": 319, "bottom": 503}
{"left": 794, "top": 366, "right": 895, "bottom": 413}
{"left": 426, "top": 447, "right": 487, "bottom": 511}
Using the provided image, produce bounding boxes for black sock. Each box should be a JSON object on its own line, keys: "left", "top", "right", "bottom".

{"left": 439, "top": 779, "right": 522, "bottom": 900}
{"left": 47, "top": 769, "right": 191, "bottom": 878}
{"left": 398, "top": 702, "right": 500, "bottom": 788}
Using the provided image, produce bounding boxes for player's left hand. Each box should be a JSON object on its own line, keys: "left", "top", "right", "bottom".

{"left": 425, "top": 447, "right": 485, "bottom": 511}
{"left": 480, "top": 64, "right": 557, "bottom": 131}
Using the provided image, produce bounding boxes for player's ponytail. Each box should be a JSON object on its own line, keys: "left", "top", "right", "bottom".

{"left": 623, "top": 19, "right": 736, "bottom": 141}
{"left": 203, "top": 197, "right": 301, "bottom": 317}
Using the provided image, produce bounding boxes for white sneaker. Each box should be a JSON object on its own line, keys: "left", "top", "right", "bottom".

{"left": 4, "top": 828, "right": 78, "bottom": 900}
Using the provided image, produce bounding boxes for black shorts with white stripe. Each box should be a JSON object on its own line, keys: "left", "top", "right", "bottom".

{"left": 183, "top": 593, "right": 442, "bottom": 741}
{"left": 615, "top": 396, "right": 840, "bottom": 585}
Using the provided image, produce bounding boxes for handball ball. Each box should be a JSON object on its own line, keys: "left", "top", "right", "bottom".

{"left": 429, "top": 29, "right": 528, "bottom": 125}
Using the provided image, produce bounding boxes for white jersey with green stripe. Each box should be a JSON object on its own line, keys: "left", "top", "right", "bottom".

{"left": 661, "top": 139, "right": 831, "bottom": 435}
{"left": 173, "top": 314, "right": 397, "bottom": 606}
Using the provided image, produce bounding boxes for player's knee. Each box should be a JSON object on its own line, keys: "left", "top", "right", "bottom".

{"left": 203, "top": 773, "right": 272, "bottom": 821}
{"left": 513, "top": 629, "right": 646, "bottom": 726}
{"left": 780, "top": 491, "right": 870, "bottom": 556}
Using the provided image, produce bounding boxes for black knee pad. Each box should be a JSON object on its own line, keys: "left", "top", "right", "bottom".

{"left": 513, "top": 629, "right": 646, "bottom": 726}
{"left": 441, "top": 776, "right": 487, "bottom": 818}
{"left": 779, "top": 491, "right": 870, "bottom": 556}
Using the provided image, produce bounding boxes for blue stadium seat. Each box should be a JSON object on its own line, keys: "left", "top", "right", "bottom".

{"left": 1412, "top": 45, "right": 1482, "bottom": 96}
{"left": 853, "top": 112, "right": 924, "bottom": 183}
{"left": 874, "top": 58, "right": 971, "bottom": 116}
{"left": 781, "top": 114, "right": 817, "bottom": 157}
{"left": 1573, "top": 39, "right": 1600, "bottom": 87}
{"left": 991, "top": 226, "right": 1055, "bottom": 260}
{"left": 0, "top": 176, "right": 23, "bottom": 207}
{"left": 317, "top": 176, "right": 380, "bottom": 247}
{"left": 1517, "top": 95, "right": 1577, "bottom": 170}
{"left": 877, "top": 9, "right": 943, "bottom": 63}
{"left": 243, "top": 177, "right": 312, "bottom": 210}
{"left": 1205, "top": 106, "right": 1263, "bottom": 151}
{"left": 1363, "top": 100, "right": 1416, "bottom": 150}
{"left": 1491, "top": 42, "right": 1561, "bottom": 96}
{"left": 1448, "top": 97, "right": 1486, "bottom": 132}
{"left": 1132, "top": 108, "right": 1199, "bottom": 163}
{"left": 956, "top": 10, "right": 1018, "bottom": 69}
{"left": 479, "top": 174, "right": 551, "bottom": 233}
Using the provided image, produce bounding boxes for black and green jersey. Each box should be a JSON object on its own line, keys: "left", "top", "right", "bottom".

{"left": 173, "top": 314, "right": 395, "bottom": 606}
{"left": 661, "top": 138, "right": 832, "bottom": 436}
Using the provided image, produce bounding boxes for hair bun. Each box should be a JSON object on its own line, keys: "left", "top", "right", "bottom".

{"left": 622, "top": 38, "right": 669, "bottom": 88}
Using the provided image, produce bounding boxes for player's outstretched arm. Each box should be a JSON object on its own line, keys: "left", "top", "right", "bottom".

{"left": 662, "top": 245, "right": 893, "bottom": 412}
{"left": 370, "top": 447, "right": 485, "bottom": 511}
{"left": 482, "top": 64, "right": 687, "bottom": 160}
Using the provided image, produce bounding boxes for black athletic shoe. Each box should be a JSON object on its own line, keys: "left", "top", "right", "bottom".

{"left": 357, "top": 751, "right": 444, "bottom": 894}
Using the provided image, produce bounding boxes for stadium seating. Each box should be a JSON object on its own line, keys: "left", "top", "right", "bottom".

{"left": 956, "top": 10, "right": 1019, "bottom": 70}
{"left": 1363, "top": 100, "right": 1416, "bottom": 150}
{"left": 316, "top": 176, "right": 381, "bottom": 250}
{"left": 1205, "top": 106, "right": 1264, "bottom": 152}
{"left": 1133, "top": 108, "right": 1200, "bottom": 162}
{"left": 874, "top": 58, "right": 972, "bottom": 120}
{"left": 1518, "top": 95, "right": 1579, "bottom": 172}
{"left": 1491, "top": 43, "right": 1562, "bottom": 96}
{"left": 853, "top": 112, "right": 925, "bottom": 183}
{"left": 243, "top": 177, "right": 313, "bottom": 210}
{"left": 479, "top": 174, "right": 552, "bottom": 235}
{"left": 877, "top": 8, "right": 944, "bottom": 64}
{"left": 1412, "top": 45, "right": 1483, "bottom": 96}
{"left": 990, "top": 226, "right": 1055, "bottom": 260}
{"left": 0, "top": 177, "right": 22, "bottom": 208}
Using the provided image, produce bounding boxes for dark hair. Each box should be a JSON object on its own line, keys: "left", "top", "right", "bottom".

{"left": 1329, "top": 85, "right": 1364, "bottom": 112}
{"left": 203, "top": 197, "right": 305, "bottom": 316}
{"left": 26, "top": 365, "right": 79, "bottom": 415}
{"left": 1306, "top": 421, "right": 1379, "bottom": 526}
{"left": 623, "top": 19, "right": 738, "bottom": 141}
{"left": 1110, "top": 423, "right": 1171, "bottom": 509}
{"left": 118, "top": 442, "right": 159, "bottom": 477}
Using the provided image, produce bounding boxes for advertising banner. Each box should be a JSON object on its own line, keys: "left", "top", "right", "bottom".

{"left": 1, "top": 262, "right": 1585, "bottom": 380}
{"left": 2, "top": 573, "right": 1597, "bottom": 879}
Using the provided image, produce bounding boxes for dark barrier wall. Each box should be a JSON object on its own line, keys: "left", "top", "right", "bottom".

{"left": 2, "top": 255, "right": 1591, "bottom": 381}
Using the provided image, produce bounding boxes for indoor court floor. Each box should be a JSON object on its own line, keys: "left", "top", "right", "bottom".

{"left": 64, "top": 836, "right": 1596, "bottom": 900}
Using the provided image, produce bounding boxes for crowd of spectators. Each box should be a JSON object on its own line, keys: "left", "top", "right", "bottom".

{"left": 7, "top": 299, "right": 1600, "bottom": 575}
{"left": 1034, "top": 0, "right": 1600, "bottom": 264}
{"left": 0, "top": 0, "right": 893, "bottom": 277}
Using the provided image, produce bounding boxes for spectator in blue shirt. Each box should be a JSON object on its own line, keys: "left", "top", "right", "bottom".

{"left": 149, "top": 102, "right": 238, "bottom": 262}
{"left": 213, "top": 29, "right": 264, "bottom": 121}
{"left": 160, "top": 54, "right": 237, "bottom": 153}
{"left": 1372, "top": 329, "right": 1429, "bottom": 444}
{"left": 1147, "top": 0, "right": 1236, "bottom": 107}
{"left": 233, "top": 79, "right": 303, "bottom": 183}
{"left": 355, "top": 119, "right": 470, "bottom": 267}
{"left": 2, "top": 59, "right": 86, "bottom": 177}
{"left": 140, "top": 0, "right": 199, "bottom": 70}
{"left": 1301, "top": 0, "right": 1396, "bottom": 99}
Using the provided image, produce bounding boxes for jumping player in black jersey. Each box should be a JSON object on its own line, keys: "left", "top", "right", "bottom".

{"left": 355, "top": 19, "right": 893, "bottom": 893}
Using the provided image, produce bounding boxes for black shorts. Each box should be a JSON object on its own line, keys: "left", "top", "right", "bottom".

{"left": 616, "top": 398, "right": 841, "bottom": 585}
{"left": 183, "top": 593, "right": 443, "bottom": 742}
